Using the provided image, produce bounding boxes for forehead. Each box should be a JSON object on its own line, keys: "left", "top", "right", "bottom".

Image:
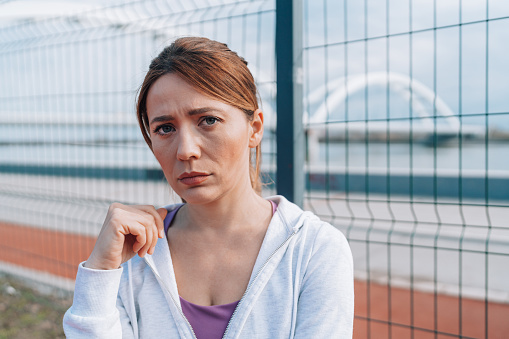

{"left": 146, "top": 74, "right": 230, "bottom": 117}
{"left": 147, "top": 74, "right": 201, "bottom": 106}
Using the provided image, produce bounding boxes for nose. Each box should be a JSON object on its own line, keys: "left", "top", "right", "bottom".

{"left": 176, "top": 128, "right": 201, "bottom": 161}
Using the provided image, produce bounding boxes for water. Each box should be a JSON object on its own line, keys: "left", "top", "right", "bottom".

{"left": 318, "top": 142, "right": 509, "bottom": 174}
{"left": 1, "top": 124, "right": 508, "bottom": 174}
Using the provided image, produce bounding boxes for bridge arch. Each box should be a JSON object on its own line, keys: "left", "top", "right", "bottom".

{"left": 307, "top": 72, "right": 460, "bottom": 131}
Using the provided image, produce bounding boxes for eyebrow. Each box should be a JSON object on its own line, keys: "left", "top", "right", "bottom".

{"left": 149, "top": 107, "right": 218, "bottom": 125}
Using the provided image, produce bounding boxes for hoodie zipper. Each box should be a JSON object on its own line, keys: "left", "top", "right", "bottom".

{"left": 145, "top": 261, "right": 198, "bottom": 339}
{"left": 145, "top": 227, "right": 300, "bottom": 339}
{"left": 221, "top": 229, "right": 298, "bottom": 339}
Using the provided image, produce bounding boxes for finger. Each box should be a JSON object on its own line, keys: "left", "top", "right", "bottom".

{"left": 137, "top": 205, "right": 166, "bottom": 239}
{"left": 145, "top": 218, "right": 158, "bottom": 256}
{"left": 130, "top": 225, "right": 147, "bottom": 254}
{"left": 156, "top": 208, "right": 168, "bottom": 238}
{"left": 148, "top": 224, "right": 159, "bottom": 255}
{"left": 129, "top": 213, "right": 156, "bottom": 256}
{"left": 139, "top": 224, "right": 153, "bottom": 257}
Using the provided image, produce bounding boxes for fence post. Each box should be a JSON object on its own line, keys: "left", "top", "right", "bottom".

{"left": 275, "top": 0, "right": 304, "bottom": 207}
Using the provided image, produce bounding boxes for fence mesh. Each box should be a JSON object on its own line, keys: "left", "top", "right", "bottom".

{"left": 302, "top": 0, "right": 509, "bottom": 338}
{"left": 0, "top": 0, "right": 276, "bottom": 289}
{"left": 1, "top": 0, "right": 508, "bottom": 338}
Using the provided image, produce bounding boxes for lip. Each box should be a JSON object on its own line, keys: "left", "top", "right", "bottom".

{"left": 178, "top": 172, "right": 211, "bottom": 185}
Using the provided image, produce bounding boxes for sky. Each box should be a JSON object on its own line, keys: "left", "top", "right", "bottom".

{"left": 0, "top": 0, "right": 125, "bottom": 21}
{"left": 1, "top": 0, "right": 508, "bottom": 130}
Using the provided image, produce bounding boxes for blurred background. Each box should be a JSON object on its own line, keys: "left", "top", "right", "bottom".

{"left": 0, "top": 0, "right": 508, "bottom": 338}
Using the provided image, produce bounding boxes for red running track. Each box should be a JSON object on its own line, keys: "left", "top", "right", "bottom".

{"left": 0, "top": 221, "right": 507, "bottom": 338}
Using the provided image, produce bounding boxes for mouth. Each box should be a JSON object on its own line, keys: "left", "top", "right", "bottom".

{"left": 178, "top": 172, "right": 211, "bottom": 185}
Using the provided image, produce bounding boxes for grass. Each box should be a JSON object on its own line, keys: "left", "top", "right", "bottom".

{"left": 0, "top": 275, "right": 72, "bottom": 339}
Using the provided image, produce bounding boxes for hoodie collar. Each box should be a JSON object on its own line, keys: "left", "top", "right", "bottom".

{"left": 144, "top": 195, "right": 312, "bottom": 301}
{"left": 142, "top": 195, "right": 313, "bottom": 338}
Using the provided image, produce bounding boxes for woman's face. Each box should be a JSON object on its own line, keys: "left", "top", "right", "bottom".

{"left": 146, "top": 73, "right": 263, "bottom": 205}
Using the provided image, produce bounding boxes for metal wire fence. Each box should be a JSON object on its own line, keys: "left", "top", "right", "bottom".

{"left": 0, "top": 0, "right": 508, "bottom": 338}
{"left": 301, "top": 0, "right": 509, "bottom": 338}
{"left": 0, "top": 0, "right": 277, "bottom": 302}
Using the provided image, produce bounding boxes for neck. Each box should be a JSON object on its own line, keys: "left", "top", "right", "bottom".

{"left": 180, "top": 183, "right": 270, "bottom": 235}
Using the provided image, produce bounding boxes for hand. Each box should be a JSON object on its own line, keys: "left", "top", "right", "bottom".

{"left": 84, "top": 203, "right": 168, "bottom": 270}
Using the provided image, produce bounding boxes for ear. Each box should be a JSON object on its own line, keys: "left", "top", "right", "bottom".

{"left": 248, "top": 109, "right": 264, "bottom": 148}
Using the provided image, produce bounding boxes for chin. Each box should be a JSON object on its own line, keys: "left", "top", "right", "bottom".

{"left": 175, "top": 186, "right": 223, "bottom": 205}
{"left": 168, "top": 174, "right": 244, "bottom": 205}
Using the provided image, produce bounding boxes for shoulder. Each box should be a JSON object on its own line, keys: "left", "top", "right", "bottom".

{"left": 293, "top": 213, "right": 353, "bottom": 290}
{"left": 162, "top": 202, "right": 185, "bottom": 213}
{"left": 300, "top": 215, "right": 352, "bottom": 267}
{"left": 270, "top": 195, "right": 348, "bottom": 241}
{"left": 269, "top": 197, "right": 353, "bottom": 298}
{"left": 269, "top": 195, "right": 352, "bottom": 261}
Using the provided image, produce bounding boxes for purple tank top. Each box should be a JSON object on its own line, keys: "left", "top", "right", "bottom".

{"left": 179, "top": 297, "right": 239, "bottom": 339}
{"left": 163, "top": 200, "right": 277, "bottom": 339}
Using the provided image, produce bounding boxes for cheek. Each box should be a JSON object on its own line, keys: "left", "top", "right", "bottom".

{"left": 152, "top": 143, "right": 174, "bottom": 169}
{"left": 216, "top": 129, "right": 249, "bottom": 159}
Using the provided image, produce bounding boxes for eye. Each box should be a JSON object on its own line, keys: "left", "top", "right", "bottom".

{"left": 201, "top": 116, "right": 220, "bottom": 126}
{"left": 153, "top": 124, "right": 175, "bottom": 135}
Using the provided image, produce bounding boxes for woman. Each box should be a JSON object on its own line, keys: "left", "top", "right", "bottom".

{"left": 63, "top": 37, "right": 354, "bottom": 338}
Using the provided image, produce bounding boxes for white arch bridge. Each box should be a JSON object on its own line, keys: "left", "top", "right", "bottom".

{"left": 261, "top": 71, "right": 485, "bottom": 145}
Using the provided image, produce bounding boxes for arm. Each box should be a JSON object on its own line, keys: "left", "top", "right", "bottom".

{"left": 63, "top": 263, "right": 132, "bottom": 338}
{"left": 294, "top": 225, "right": 354, "bottom": 339}
{"left": 63, "top": 203, "right": 168, "bottom": 338}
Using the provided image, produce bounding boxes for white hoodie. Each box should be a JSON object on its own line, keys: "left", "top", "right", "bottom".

{"left": 63, "top": 195, "right": 354, "bottom": 338}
